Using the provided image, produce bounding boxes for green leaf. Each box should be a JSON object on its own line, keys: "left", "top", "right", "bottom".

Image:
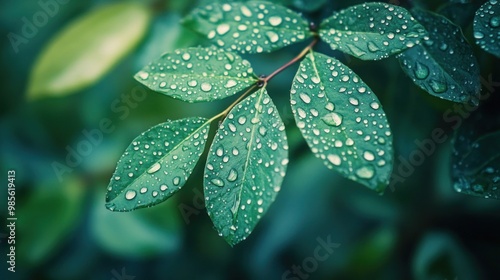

{"left": 204, "top": 87, "right": 288, "bottom": 246}
{"left": 397, "top": 9, "right": 480, "bottom": 104}
{"left": 319, "top": 2, "right": 427, "bottom": 60}
{"left": 183, "top": 1, "right": 313, "bottom": 54}
{"left": 451, "top": 111, "right": 500, "bottom": 199}
{"left": 135, "top": 47, "right": 257, "bottom": 102}
{"left": 291, "top": 51, "right": 393, "bottom": 192}
{"left": 17, "top": 178, "right": 84, "bottom": 265}
{"left": 473, "top": 0, "right": 500, "bottom": 58}
{"left": 28, "top": 3, "right": 151, "bottom": 99}
{"left": 106, "top": 117, "right": 211, "bottom": 211}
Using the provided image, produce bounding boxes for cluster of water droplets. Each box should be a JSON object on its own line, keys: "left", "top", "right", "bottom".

{"left": 398, "top": 9, "right": 480, "bottom": 105}
{"left": 473, "top": 0, "right": 500, "bottom": 57}
{"left": 319, "top": 3, "right": 427, "bottom": 60}
{"left": 186, "top": 2, "right": 311, "bottom": 54}
{"left": 291, "top": 52, "right": 392, "bottom": 191}
{"left": 204, "top": 89, "right": 288, "bottom": 244}
{"left": 135, "top": 47, "right": 256, "bottom": 102}
{"left": 106, "top": 118, "right": 209, "bottom": 211}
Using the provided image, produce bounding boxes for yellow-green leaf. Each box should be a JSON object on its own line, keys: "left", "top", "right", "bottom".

{"left": 28, "top": 3, "right": 151, "bottom": 99}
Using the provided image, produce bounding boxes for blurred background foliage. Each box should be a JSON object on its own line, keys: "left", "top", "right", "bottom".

{"left": 1, "top": 0, "right": 499, "bottom": 279}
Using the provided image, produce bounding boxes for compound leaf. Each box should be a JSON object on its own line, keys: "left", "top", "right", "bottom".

{"left": 204, "top": 88, "right": 288, "bottom": 246}
{"left": 398, "top": 9, "right": 480, "bottom": 104}
{"left": 183, "top": 1, "right": 312, "bottom": 54}
{"left": 291, "top": 51, "right": 393, "bottom": 192}
{"left": 319, "top": 2, "right": 427, "bottom": 60}
{"left": 473, "top": 0, "right": 500, "bottom": 58}
{"left": 135, "top": 47, "right": 257, "bottom": 102}
{"left": 28, "top": 3, "right": 151, "bottom": 99}
{"left": 106, "top": 117, "right": 211, "bottom": 211}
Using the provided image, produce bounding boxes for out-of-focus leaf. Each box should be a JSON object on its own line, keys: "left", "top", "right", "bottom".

{"left": 28, "top": 3, "right": 151, "bottom": 99}
{"left": 345, "top": 227, "right": 397, "bottom": 277}
{"left": 135, "top": 47, "right": 257, "bottom": 102}
{"left": 17, "top": 178, "right": 85, "bottom": 265}
{"left": 413, "top": 232, "right": 481, "bottom": 280}
{"left": 92, "top": 190, "right": 181, "bottom": 257}
{"left": 291, "top": 51, "right": 393, "bottom": 192}
{"left": 438, "top": 1, "right": 480, "bottom": 28}
{"left": 183, "top": 1, "right": 312, "bottom": 54}
{"left": 451, "top": 110, "right": 500, "bottom": 199}
{"left": 319, "top": 3, "right": 427, "bottom": 60}
{"left": 398, "top": 9, "right": 480, "bottom": 104}
{"left": 135, "top": 13, "right": 199, "bottom": 69}
{"left": 106, "top": 118, "right": 211, "bottom": 211}
{"left": 204, "top": 87, "right": 288, "bottom": 246}
{"left": 473, "top": 0, "right": 500, "bottom": 58}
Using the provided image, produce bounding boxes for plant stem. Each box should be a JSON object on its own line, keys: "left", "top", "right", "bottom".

{"left": 209, "top": 37, "right": 319, "bottom": 124}
{"left": 262, "top": 37, "right": 319, "bottom": 83}
{"left": 208, "top": 83, "right": 259, "bottom": 123}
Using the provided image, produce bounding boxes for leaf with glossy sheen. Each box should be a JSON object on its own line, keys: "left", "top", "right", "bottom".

{"left": 28, "top": 3, "right": 151, "bottom": 99}
{"left": 451, "top": 111, "right": 500, "bottom": 199}
{"left": 183, "top": 1, "right": 312, "bottom": 54}
{"left": 397, "top": 9, "right": 480, "bottom": 104}
{"left": 473, "top": 0, "right": 500, "bottom": 58}
{"left": 106, "top": 118, "right": 211, "bottom": 211}
{"left": 135, "top": 47, "right": 257, "bottom": 102}
{"left": 291, "top": 51, "right": 393, "bottom": 192}
{"left": 204, "top": 88, "right": 288, "bottom": 246}
{"left": 319, "top": 2, "right": 427, "bottom": 60}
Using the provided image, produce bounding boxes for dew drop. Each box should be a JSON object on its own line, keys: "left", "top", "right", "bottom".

{"left": 474, "top": 31, "right": 485, "bottom": 39}
{"left": 160, "top": 185, "right": 168, "bottom": 191}
{"left": 140, "top": 187, "right": 147, "bottom": 194}
{"left": 211, "top": 178, "right": 225, "bottom": 187}
{"left": 299, "top": 93, "right": 311, "bottom": 103}
{"left": 137, "top": 71, "right": 149, "bottom": 80}
{"left": 363, "top": 151, "right": 375, "bottom": 161}
{"left": 322, "top": 112, "right": 343, "bottom": 126}
{"left": 430, "top": 79, "right": 447, "bottom": 93}
{"left": 367, "top": 41, "right": 380, "bottom": 52}
{"left": 414, "top": 62, "right": 429, "bottom": 79}
{"left": 125, "top": 190, "right": 137, "bottom": 200}
{"left": 201, "top": 83, "right": 212, "bottom": 92}
{"left": 147, "top": 163, "right": 161, "bottom": 174}
{"left": 266, "top": 31, "right": 279, "bottom": 43}
{"left": 225, "top": 80, "right": 237, "bottom": 88}
{"left": 327, "top": 154, "right": 342, "bottom": 166}
{"left": 227, "top": 169, "right": 238, "bottom": 182}
{"left": 173, "top": 176, "right": 181, "bottom": 186}
{"left": 217, "top": 23, "right": 230, "bottom": 35}
{"left": 490, "top": 16, "right": 500, "bottom": 27}
{"left": 240, "top": 5, "right": 252, "bottom": 17}
{"left": 269, "top": 16, "right": 282, "bottom": 26}
{"left": 356, "top": 166, "right": 375, "bottom": 179}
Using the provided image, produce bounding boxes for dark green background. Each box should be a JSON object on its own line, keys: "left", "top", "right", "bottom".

{"left": 1, "top": 0, "right": 499, "bottom": 279}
